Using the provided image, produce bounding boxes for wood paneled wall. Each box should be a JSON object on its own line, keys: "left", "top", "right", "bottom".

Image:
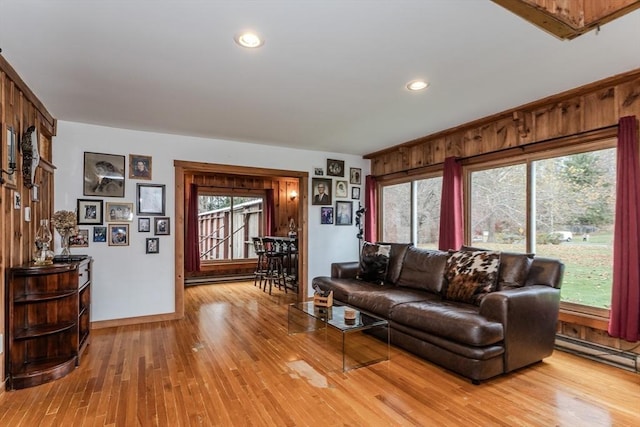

{"left": 1, "top": 55, "right": 57, "bottom": 390}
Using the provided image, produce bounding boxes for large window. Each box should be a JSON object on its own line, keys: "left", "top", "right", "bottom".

{"left": 198, "top": 193, "right": 264, "bottom": 261}
{"left": 381, "top": 176, "right": 442, "bottom": 248}
{"left": 468, "top": 144, "right": 616, "bottom": 309}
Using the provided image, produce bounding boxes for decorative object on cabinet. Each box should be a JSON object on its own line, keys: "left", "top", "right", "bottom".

{"left": 336, "top": 201, "right": 353, "bottom": 225}
{"left": 83, "top": 152, "right": 125, "bottom": 197}
{"left": 77, "top": 199, "right": 103, "bottom": 225}
{"left": 93, "top": 226, "right": 107, "bottom": 242}
{"left": 146, "top": 237, "right": 160, "bottom": 254}
{"left": 138, "top": 217, "right": 151, "bottom": 232}
{"left": 34, "top": 219, "right": 54, "bottom": 265}
{"left": 1, "top": 125, "right": 18, "bottom": 187}
{"left": 350, "top": 167, "right": 361, "bottom": 185}
{"left": 154, "top": 217, "right": 170, "bottom": 235}
{"left": 5, "top": 258, "right": 92, "bottom": 390}
{"left": 129, "top": 154, "right": 152, "bottom": 180}
{"left": 20, "top": 125, "right": 39, "bottom": 189}
{"left": 52, "top": 210, "right": 78, "bottom": 256}
{"left": 136, "top": 183, "right": 165, "bottom": 215}
{"left": 326, "top": 159, "right": 344, "bottom": 177}
{"left": 69, "top": 229, "right": 89, "bottom": 247}
{"left": 108, "top": 223, "right": 130, "bottom": 246}
{"left": 106, "top": 202, "right": 133, "bottom": 221}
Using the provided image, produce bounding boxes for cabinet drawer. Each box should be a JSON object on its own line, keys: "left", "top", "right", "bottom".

{"left": 78, "top": 262, "right": 91, "bottom": 287}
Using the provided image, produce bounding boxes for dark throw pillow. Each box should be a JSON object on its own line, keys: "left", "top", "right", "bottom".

{"left": 357, "top": 242, "right": 391, "bottom": 284}
{"left": 445, "top": 250, "right": 500, "bottom": 305}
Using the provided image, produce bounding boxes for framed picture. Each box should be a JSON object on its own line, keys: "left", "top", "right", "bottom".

{"left": 138, "top": 217, "right": 151, "bottom": 232}
{"left": 154, "top": 217, "right": 170, "bottom": 235}
{"left": 93, "top": 226, "right": 107, "bottom": 242}
{"left": 4, "top": 126, "right": 17, "bottom": 187}
{"left": 327, "top": 159, "right": 345, "bottom": 177}
{"left": 146, "top": 238, "right": 160, "bottom": 254}
{"left": 77, "top": 199, "right": 103, "bottom": 225}
{"left": 31, "top": 184, "right": 39, "bottom": 202}
{"left": 69, "top": 229, "right": 89, "bottom": 248}
{"left": 351, "top": 186, "right": 361, "bottom": 200}
{"left": 350, "top": 167, "right": 362, "bottom": 185}
{"left": 335, "top": 180, "right": 348, "bottom": 198}
{"left": 314, "top": 167, "right": 324, "bottom": 176}
{"left": 108, "top": 223, "right": 130, "bottom": 246}
{"left": 106, "top": 202, "right": 134, "bottom": 222}
{"left": 320, "top": 207, "right": 334, "bottom": 224}
{"left": 83, "top": 152, "right": 125, "bottom": 197}
{"left": 129, "top": 154, "right": 152, "bottom": 180}
{"left": 137, "top": 183, "right": 165, "bottom": 215}
{"left": 336, "top": 201, "right": 353, "bottom": 226}
{"left": 13, "top": 192, "right": 21, "bottom": 209}
{"left": 311, "top": 178, "right": 332, "bottom": 206}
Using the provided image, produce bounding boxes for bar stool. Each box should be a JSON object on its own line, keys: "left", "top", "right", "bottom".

{"left": 252, "top": 237, "right": 267, "bottom": 288}
{"left": 262, "top": 237, "right": 286, "bottom": 294}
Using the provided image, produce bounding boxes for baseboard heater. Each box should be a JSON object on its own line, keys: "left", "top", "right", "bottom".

{"left": 185, "top": 275, "right": 254, "bottom": 286}
{"left": 555, "top": 335, "right": 639, "bottom": 373}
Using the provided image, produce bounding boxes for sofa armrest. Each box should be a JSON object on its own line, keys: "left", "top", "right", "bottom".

{"left": 331, "top": 262, "right": 360, "bottom": 279}
{"left": 480, "top": 285, "right": 561, "bottom": 372}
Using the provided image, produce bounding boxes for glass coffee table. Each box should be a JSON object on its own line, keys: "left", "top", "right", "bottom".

{"left": 288, "top": 301, "right": 389, "bottom": 371}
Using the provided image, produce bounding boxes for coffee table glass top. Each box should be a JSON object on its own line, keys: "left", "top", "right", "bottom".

{"left": 291, "top": 301, "right": 387, "bottom": 332}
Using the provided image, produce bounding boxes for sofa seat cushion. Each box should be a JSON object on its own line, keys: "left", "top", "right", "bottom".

{"left": 312, "top": 277, "right": 388, "bottom": 303}
{"left": 389, "top": 300, "right": 504, "bottom": 347}
{"left": 347, "top": 288, "right": 439, "bottom": 318}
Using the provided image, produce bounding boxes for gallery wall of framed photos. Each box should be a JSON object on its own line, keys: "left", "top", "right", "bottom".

{"left": 312, "top": 158, "right": 362, "bottom": 226}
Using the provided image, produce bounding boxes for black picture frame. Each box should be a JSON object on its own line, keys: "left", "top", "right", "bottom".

{"left": 335, "top": 201, "right": 353, "bottom": 225}
{"left": 77, "top": 199, "right": 104, "bottom": 225}
{"left": 327, "top": 159, "right": 345, "bottom": 177}
{"left": 154, "top": 217, "right": 170, "bottom": 235}
{"left": 311, "top": 178, "right": 332, "bottom": 206}
{"left": 137, "top": 183, "right": 166, "bottom": 215}
{"left": 320, "top": 207, "right": 333, "bottom": 224}
{"left": 138, "top": 217, "right": 151, "bottom": 232}
{"left": 93, "top": 226, "right": 107, "bottom": 242}
{"left": 351, "top": 186, "right": 361, "bottom": 200}
{"left": 146, "top": 238, "right": 160, "bottom": 254}
{"left": 83, "top": 152, "right": 125, "bottom": 197}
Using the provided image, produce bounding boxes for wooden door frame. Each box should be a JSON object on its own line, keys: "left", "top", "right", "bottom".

{"left": 173, "top": 160, "right": 308, "bottom": 318}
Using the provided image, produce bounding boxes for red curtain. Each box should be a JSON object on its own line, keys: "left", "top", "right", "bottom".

{"left": 438, "top": 157, "right": 463, "bottom": 251}
{"left": 265, "top": 189, "right": 275, "bottom": 236}
{"left": 609, "top": 116, "right": 640, "bottom": 342}
{"left": 185, "top": 183, "right": 201, "bottom": 272}
{"left": 364, "top": 175, "right": 377, "bottom": 242}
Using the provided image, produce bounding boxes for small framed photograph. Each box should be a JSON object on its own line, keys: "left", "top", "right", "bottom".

{"left": 350, "top": 167, "right": 362, "bottom": 185}
{"left": 336, "top": 201, "right": 353, "bottom": 226}
{"left": 137, "top": 183, "right": 165, "bottom": 215}
{"left": 320, "top": 207, "right": 334, "bottom": 225}
{"left": 77, "top": 199, "right": 103, "bottom": 225}
{"left": 314, "top": 167, "right": 324, "bottom": 176}
{"left": 312, "top": 178, "right": 332, "bottom": 206}
{"left": 351, "top": 186, "right": 361, "bottom": 200}
{"left": 69, "top": 229, "right": 89, "bottom": 248}
{"left": 335, "top": 180, "right": 348, "bottom": 198}
{"left": 31, "top": 184, "right": 40, "bottom": 202}
{"left": 129, "top": 154, "right": 152, "bottom": 180}
{"left": 93, "top": 226, "right": 107, "bottom": 242}
{"left": 108, "top": 223, "right": 130, "bottom": 246}
{"left": 327, "top": 159, "right": 345, "bottom": 177}
{"left": 106, "top": 202, "right": 134, "bottom": 222}
{"left": 138, "top": 217, "right": 151, "bottom": 232}
{"left": 146, "top": 238, "right": 160, "bottom": 254}
{"left": 154, "top": 217, "right": 170, "bottom": 235}
{"left": 83, "top": 152, "right": 125, "bottom": 197}
{"left": 13, "top": 192, "right": 21, "bottom": 209}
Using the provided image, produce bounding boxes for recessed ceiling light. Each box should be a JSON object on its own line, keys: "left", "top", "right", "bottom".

{"left": 406, "top": 80, "right": 429, "bottom": 91}
{"left": 235, "top": 31, "right": 264, "bottom": 48}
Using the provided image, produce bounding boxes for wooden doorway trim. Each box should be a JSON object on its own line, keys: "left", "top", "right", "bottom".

{"left": 173, "top": 160, "right": 309, "bottom": 318}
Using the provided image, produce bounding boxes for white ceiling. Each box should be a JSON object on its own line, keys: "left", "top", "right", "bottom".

{"left": 1, "top": 1, "right": 639, "bottom": 156}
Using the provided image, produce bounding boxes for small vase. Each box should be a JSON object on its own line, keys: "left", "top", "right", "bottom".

{"left": 34, "top": 219, "right": 54, "bottom": 265}
{"left": 58, "top": 228, "right": 73, "bottom": 256}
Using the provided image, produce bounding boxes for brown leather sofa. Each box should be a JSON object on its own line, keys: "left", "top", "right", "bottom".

{"left": 312, "top": 244, "right": 564, "bottom": 383}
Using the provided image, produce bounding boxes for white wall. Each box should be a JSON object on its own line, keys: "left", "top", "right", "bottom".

{"left": 54, "top": 121, "right": 369, "bottom": 322}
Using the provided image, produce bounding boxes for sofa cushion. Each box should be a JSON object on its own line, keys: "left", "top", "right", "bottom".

{"left": 356, "top": 242, "right": 391, "bottom": 284}
{"left": 460, "top": 246, "right": 533, "bottom": 290}
{"left": 389, "top": 300, "right": 504, "bottom": 347}
{"left": 444, "top": 250, "right": 500, "bottom": 305}
{"left": 396, "top": 246, "right": 448, "bottom": 293}
{"left": 377, "top": 242, "right": 412, "bottom": 284}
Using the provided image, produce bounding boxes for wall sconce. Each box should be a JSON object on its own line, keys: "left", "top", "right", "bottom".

{"left": 0, "top": 162, "right": 17, "bottom": 185}
{"left": 289, "top": 190, "right": 298, "bottom": 201}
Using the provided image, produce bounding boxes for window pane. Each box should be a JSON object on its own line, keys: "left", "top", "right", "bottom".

{"left": 470, "top": 164, "right": 526, "bottom": 252}
{"left": 416, "top": 177, "right": 442, "bottom": 249}
{"left": 381, "top": 183, "right": 411, "bottom": 243}
{"left": 533, "top": 149, "right": 615, "bottom": 309}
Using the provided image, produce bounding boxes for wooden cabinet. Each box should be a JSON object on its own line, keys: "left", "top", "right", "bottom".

{"left": 4, "top": 258, "right": 92, "bottom": 390}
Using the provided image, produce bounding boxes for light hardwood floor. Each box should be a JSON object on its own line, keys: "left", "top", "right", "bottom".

{"left": 1, "top": 282, "right": 638, "bottom": 426}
